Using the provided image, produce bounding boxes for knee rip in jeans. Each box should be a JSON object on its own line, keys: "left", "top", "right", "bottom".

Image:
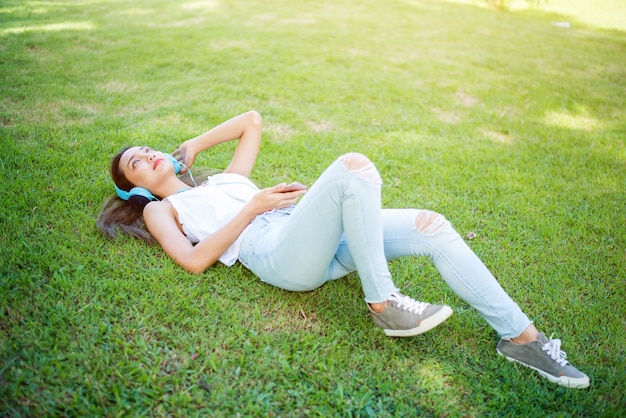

{"left": 414, "top": 210, "right": 451, "bottom": 236}
{"left": 339, "top": 152, "right": 382, "bottom": 186}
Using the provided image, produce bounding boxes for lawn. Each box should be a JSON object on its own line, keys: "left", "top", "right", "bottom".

{"left": 1, "top": 0, "right": 625, "bottom": 416}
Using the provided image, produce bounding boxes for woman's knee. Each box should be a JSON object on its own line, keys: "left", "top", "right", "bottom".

{"left": 338, "top": 152, "right": 382, "bottom": 186}
{"left": 413, "top": 210, "right": 453, "bottom": 236}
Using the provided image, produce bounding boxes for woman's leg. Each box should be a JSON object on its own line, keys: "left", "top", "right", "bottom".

{"left": 240, "top": 153, "right": 397, "bottom": 303}
{"left": 333, "top": 208, "right": 532, "bottom": 339}
{"left": 239, "top": 153, "right": 453, "bottom": 336}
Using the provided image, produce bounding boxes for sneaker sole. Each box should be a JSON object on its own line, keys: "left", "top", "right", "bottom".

{"left": 384, "top": 305, "right": 453, "bottom": 337}
{"left": 496, "top": 349, "right": 590, "bottom": 389}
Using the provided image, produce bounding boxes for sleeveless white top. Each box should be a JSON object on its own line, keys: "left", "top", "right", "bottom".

{"left": 165, "top": 173, "right": 259, "bottom": 266}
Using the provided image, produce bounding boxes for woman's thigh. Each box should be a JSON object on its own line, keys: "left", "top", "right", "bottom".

{"left": 239, "top": 161, "right": 355, "bottom": 290}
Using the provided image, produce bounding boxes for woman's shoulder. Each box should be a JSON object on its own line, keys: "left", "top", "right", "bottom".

{"left": 143, "top": 199, "right": 174, "bottom": 217}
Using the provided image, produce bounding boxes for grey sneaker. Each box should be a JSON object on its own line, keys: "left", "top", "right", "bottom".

{"left": 368, "top": 292, "right": 453, "bottom": 337}
{"left": 497, "top": 332, "right": 589, "bottom": 388}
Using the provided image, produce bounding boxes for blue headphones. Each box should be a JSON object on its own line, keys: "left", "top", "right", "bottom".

{"left": 115, "top": 154, "right": 183, "bottom": 206}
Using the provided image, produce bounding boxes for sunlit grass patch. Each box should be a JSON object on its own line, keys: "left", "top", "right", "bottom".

{"left": 544, "top": 108, "right": 604, "bottom": 132}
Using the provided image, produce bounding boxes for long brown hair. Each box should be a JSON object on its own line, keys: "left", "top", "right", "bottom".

{"left": 96, "top": 147, "right": 209, "bottom": 243}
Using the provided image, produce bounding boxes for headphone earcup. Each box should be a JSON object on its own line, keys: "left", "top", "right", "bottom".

{"left": 115, "top": 185, "right": 157, "bottom": 206}
{"left": 166, "top": 154, "right": 183, "bottom": 174}
{"left": 128, "top": 194, "right": 152, "bottom": 207}
{"left": 126, "top": 186, "right": 158, "bottom": 206}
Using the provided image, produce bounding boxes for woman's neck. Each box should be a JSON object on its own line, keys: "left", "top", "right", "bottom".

{"left": 152, "top": 177, "right": 193, "bottom": 199}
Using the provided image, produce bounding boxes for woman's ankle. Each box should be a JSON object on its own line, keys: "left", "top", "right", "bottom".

{"left": 369, "top": 302, "right": 386, "bottom": 313}
{"left": 510, "top": 324, "right": 539, "bottom": 345}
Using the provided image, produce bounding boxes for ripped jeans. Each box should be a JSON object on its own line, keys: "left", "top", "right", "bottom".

{"left": 238, "top": 153, "right": 531, "bottom": 338}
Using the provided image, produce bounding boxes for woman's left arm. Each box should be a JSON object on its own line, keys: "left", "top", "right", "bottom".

{"left": 173, "top": 110, "right": 262, "bottom": 177}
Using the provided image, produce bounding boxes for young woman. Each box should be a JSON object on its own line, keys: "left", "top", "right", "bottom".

{"left": 98, "top": 111, "right": 589, "bottom": 388}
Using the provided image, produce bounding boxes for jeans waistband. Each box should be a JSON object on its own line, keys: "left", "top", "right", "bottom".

{"left": 254, "top": 205, "right": 295, "bottom": 223}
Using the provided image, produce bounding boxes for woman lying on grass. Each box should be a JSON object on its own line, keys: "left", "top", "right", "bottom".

{"left": 98, "top": 111, "right": 589, "bottom": 389}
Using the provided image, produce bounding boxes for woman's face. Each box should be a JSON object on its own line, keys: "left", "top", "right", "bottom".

{"left": 118, "top": 146, "right": 174, "bottom": 189}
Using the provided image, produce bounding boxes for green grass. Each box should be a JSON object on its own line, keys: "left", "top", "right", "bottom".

{"left": 1, "top": 0, "right": 625, "bottom": 415}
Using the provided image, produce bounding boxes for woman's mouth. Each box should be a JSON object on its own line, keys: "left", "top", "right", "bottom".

{"left": 153, "top": 158, "right": 164, "bottom": 169}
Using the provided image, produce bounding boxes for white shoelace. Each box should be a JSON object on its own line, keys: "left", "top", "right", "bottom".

{"left": 389, "top": 293, "right": 428, "bottom": 315}
{"left": 542, "top": 334, "right": 569, "bottom": 367}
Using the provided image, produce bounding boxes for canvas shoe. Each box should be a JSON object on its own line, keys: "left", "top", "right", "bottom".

{"left": 368, "top": 292, "right": 453, "bottom": 337}
{"left": 497, "top": 332, "right": 589, "bottom": 388}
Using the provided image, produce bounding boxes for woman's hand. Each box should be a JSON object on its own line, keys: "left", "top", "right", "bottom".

{"left": 246, "top": 184, "right": 306, "bottom": 215}
{"left": 172, "top": 140, "right": 199, "bottom": 173}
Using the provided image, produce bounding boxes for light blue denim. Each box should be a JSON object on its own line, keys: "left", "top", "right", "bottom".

{"left": 239, "top": 154, "right": 531, "bottom": 338}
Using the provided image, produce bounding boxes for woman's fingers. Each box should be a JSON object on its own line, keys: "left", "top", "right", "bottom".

{"left": 252, "top": 186, "right": 304, "bottom": 212}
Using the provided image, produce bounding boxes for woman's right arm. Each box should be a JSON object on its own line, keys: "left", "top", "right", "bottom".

{"left": 143, "top": 184, "right": 304, "bottom": 274}
{"left": 173, "top": 110, "right": 262, "bottom": 178}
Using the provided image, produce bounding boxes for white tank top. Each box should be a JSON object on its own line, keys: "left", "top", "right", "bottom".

{"left": 165, "top": 173, "right": 259, "bottom": 266}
